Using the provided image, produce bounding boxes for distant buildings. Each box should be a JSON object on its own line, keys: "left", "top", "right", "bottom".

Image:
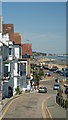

{"left": 0, "top": 16, "right": 32, "bottom": 98}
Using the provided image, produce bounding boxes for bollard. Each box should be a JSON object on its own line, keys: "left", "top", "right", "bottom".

{"left": 62, "top": 99, "right": 64, "bottom": 107}
{"left": 65, "top": 100, "right": 67, "bottom": 109}
{"left": 58, "top": 97, "right": 60, "bottom": 105}
{"left": 61, "top": 98, "right": 63, "bottom": 106}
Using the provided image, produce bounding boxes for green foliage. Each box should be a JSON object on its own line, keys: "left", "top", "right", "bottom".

{"left": 15, "top": 86, "right": 22, "bottom": 95}
{"left": 33, "top": 66, "right": 44, "bottom": 85}
{"left": 39, "top": 69, "right": 44, "bottom": 76}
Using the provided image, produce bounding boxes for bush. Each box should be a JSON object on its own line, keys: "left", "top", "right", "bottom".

{"left": 15, "top": 86, "right": 22, "bottom": 95}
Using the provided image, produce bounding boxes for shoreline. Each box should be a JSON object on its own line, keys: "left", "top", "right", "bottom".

{"left": 32, "top": 57, "right": 67, "bottom": 70}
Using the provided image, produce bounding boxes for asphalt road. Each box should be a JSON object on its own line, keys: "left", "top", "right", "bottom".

{"left": 2, "top": 78, "right": 56, "bottom": 119}
{"left": 43, "top": 69, "right": 67, "bottom": 99}
{"left": 2, "top": 69, "right": 67, "bottom": 119}
{"left": 3, "top": 93, "right": 50, "bottom": 118}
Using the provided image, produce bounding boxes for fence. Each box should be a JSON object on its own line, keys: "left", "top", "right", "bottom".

{"left": 56, "top": 95, "right": 68, "bottom": 109}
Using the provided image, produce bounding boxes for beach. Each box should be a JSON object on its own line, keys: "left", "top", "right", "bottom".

{"left": 32, "top": 55, "right": 67, "bottom": 70}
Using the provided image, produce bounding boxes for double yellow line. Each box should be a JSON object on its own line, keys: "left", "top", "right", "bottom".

{"left": 41, "top": 96, "right": 54, "bottom": 120}
{"left": 0, "top": 95, "right": 22, "bottom": 120}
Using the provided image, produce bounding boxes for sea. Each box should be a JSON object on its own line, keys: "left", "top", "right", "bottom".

{"left": 34, "top": 55, "right": 68, "bottom": 65}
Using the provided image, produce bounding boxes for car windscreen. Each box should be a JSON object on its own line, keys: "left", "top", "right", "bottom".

{"left": 54, "top": 84, "right": 60, "bottom": 87}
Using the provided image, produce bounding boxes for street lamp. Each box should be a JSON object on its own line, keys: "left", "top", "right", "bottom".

{"left": 27, "top": 40, "right": 30, "bottom": 78}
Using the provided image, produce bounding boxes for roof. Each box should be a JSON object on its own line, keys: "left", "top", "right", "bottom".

{"left": 2, "top": 24, "right": 14, "bottom": 41}
{"left": 14, "top": 33, "right": 21, "bottom": 45}
{"left": 3, "top": 24, "right": 21, "bottom": 45}
{"left": 22, "top": 44, "right": 32, "bottom": 56}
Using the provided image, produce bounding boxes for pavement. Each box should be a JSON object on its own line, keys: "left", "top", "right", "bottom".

{"left": 46, "top": 95, "right": 66, "bottom": 119}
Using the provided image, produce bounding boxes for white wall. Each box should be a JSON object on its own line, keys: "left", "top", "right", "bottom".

{"left": 15, "top": 47, "right": 19, "bottom": 59}
{"left": 2, "top": 33, "right": 9, "bottom": 46}
{"left": 13, "top": 77, "right": 17, "bottom": 95}
{"left": 14, "top": 63, "right": 18, "bottom": 76}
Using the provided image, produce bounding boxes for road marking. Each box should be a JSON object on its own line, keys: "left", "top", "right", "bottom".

{"left": 41, "top": 99, "right": 46, "bottom": 120}
{"left": 0, "top": 96, "right": 22, "bottom": 120}
{"left": 46, "top": 105, "right": 53, "bottom": 120}
{"left": 41, "top": 95, "right": 55, "bottom": 120}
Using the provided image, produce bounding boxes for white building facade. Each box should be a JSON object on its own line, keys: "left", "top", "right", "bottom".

{"left": 1, "top": 36, "right": 28, "bottom": 98}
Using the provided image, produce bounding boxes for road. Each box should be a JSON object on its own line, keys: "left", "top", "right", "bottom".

{"left": 1, "top": 69, "right": 67, "bottom": 119}
{"left": 2, "top": 78, "right": 56, "bottom": 119}
{"left": 44, "top": 69, "right": 67, "bottom": 99}
{"left": 3, "top": 93, "right": 50, "bottom": 118}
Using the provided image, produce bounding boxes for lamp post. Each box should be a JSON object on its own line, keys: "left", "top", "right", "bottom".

{"left": 27, "top": 40, "right": 30, "bottom": 78}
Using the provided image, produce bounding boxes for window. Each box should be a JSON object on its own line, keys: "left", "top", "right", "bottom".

{"left": 19, "top": 47, "right": 21, "bottom": 57}
{"left": 9, "top": 48, "right": 12, "bottom": 55}
{"left": 17, "top": 63, "right": 19, "bottom": 74}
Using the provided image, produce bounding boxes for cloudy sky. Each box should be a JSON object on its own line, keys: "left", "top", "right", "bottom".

{"left": 2, "top": 2, "right": 66, "bottom": 54}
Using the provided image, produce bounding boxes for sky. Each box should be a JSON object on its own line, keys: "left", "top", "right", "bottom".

{"left": 2, "top": 0, "right": 67, "bottom": 2}
{"left": 0, "top": 2, "right": 2, "bottom": 16}
{"left": 2, "top": 2, "right": 66, "bottom": 54}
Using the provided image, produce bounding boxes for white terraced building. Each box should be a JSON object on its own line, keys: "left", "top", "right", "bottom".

{"left": 1, "top": 37, "right": 28, "bottom": 97}
{"left": 0, "top": 18, "right": 28, "bottom": 98}
{"left": 0, "top": 16, "right": 33, "bottom": 98}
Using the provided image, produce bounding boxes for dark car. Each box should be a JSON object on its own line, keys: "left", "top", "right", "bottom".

{"left": 53, "top": 84, "right": 60, "bottom": 90}
{"left": 65, "top": 87, "right": 68, "bottom": 94}
{"left": 39, "top": 87, "right": 47, "bottom": 93}
{"left": 56, "top": 70, "right": 61, "bottom": 74}
{"left": 62, "top": 68, "right": 68, "bottom": 72}
{"left": 43, "top": 65, "right": 49, "bottom": 70}
{"left": 49, "top": 66, "right": 58, "bottom": 72}
{"left": 65, "top": 71, "right": 68, "bottom": 77}
{"left": 60, "top": 71, "right": 64, "bottom": 76}
{"left": 45, "top": 72, "right": 51, "bottom": 76}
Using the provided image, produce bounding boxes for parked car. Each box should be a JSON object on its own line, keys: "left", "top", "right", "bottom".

{"left": 38, "top": 87, "right": 47, "bottom": 93}
{"left": 62, "top": 68, "right": 68, "bottom": 77}
{"left": 49, "top": 66, "right": 58, "bottom": 72}
{"left": 64, "top": 83, "right": 68, "bottom": 87}
{"left": 47, "top": 72, "right": 51, "bottom": 76}
{"left": 45, "top": 72, "right": 51, "bottom": 76}
{"left": 53, "top": 84, "right": 60, "bottom": 90}
{"left": 65, "top": 71, "right": 68, "bottom": 77}
{"left": 43, "top": 65, "right": 49, "bottom": 70}
{"left": 60, "top": 71, "right": 64, "bottom": 76}
{"left": 65, "top": 87, "right": 68, "bottom": 94}
{"left": 62, "top": 68, "right": 68, "bottom": 72}
{"left": 56, "top": 70, "right": 61, "bottom": 74}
